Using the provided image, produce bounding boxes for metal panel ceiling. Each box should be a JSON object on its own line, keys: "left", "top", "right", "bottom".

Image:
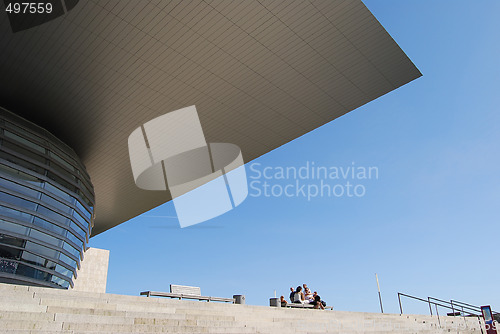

{"left": 0, "top": 0, "right": 421, "bottom": 235}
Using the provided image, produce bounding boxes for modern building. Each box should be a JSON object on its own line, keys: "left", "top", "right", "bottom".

{"left": 0, "top": 0, "right": 421, "bottom": 288}
{"left": 0, "top": 107, "right": 93, "bottom": 288}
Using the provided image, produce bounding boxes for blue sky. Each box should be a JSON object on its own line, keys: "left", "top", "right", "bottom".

{"left": 91, "top": 0, "right": 500, "bottom": 315}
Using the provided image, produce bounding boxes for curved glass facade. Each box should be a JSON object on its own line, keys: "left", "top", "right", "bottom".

{"left": 0, "top": 107, "right": 94, "bottom": 289}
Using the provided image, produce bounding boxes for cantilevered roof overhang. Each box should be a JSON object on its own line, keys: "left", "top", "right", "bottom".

{"left": 0, "top": 0, "right": 421, "bottom": 235}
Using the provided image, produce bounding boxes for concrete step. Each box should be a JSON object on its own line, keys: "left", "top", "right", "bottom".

{"left": 46, "top": 305, "right": 129, "bottom": 317}
{"left": 0, "top": 302, "right": 48, "bottom": 313}
{"left": 39, "top": 297, "right": 118, "bottom": 310}
{"left": 1, "top": 331, "right": 72, "bottom": 334}
{"left": 0, "top": 310, "right": 55, "bottom": 321}
{"left": 61, "top": 322, "right": 257, "bottom": 333}
{"left": 0, "top": 282, "right": 487, "bottom": 334}
{"left": 0, "top": 320, "right": 64, "bottom": 331}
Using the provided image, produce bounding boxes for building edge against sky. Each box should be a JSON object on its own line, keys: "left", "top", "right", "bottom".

{"left": 0, "top": 107, "right": 94, "bottom": 289}
{"left": 0, "top": 0, "right": 421, "bottom": 291}
{"left": 0, "top": 0, "right": 421, "bottom": 237}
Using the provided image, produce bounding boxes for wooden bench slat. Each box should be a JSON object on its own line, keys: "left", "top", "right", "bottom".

{"left": 170, "top": 284, "right": 201, "bottom": 296}
{"left": 210, "top": 296, "right": 234, "bottom": 302}
{"left": 285, "top": 303, "right": 333, "bottom": 310}
{"left": 140, "top": 286, "right": 234, "bottom": 303}
{"left": 140, "top": 291, "right": 181, "bottom": 298}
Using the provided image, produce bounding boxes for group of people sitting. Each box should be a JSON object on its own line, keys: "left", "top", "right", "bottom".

{"left": 279, "top": 284, "right": 326, "bottom": 310}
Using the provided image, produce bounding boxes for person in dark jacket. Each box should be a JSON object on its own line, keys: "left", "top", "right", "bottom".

{"left": 312, "top": 291, "right": 325, "bottom": 310}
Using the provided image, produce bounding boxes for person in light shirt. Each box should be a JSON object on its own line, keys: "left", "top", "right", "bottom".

{"left": 303, "top": 284, "right": 314, "bottom": 303}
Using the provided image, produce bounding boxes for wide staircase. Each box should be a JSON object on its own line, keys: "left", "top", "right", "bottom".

{"left": 0, "top": 283, "right": 485, "bottom": 333}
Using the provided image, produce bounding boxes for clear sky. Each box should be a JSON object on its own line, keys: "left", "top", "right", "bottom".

{"left": 91, "top": 0, "right": 500, "bottom": 315}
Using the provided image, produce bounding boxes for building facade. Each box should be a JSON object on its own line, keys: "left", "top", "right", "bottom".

{"left": 71, "top": 247, "right": 109, "bottom": 294}
{"left": 0, "top": 107, "right": 94, "bottom": 289}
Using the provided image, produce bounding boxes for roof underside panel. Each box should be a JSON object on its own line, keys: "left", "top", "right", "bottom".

{"left": 0, "top": 0, "right": 421, "bottom": 235}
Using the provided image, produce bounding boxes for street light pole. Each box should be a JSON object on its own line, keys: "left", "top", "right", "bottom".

{"left": 376, "top": 273, "right": 384, "bottom": 313}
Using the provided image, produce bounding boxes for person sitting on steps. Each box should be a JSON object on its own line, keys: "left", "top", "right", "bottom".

{"left": 304, "top": 286, "right": 314, "bottom": 304}
{"left": 311, "top": 291, "right": 325, "bottom": 310}
{"left": 293, "top": 286, "right": 305, "bottom": 304}
{"left": 289, "top": 287, "right": 295, "bottom": 303}
{"left": 280, "top": 295, "right": 287, "bottom": 307}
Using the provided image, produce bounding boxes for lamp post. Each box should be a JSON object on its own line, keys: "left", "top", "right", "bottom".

{"left": 376, "top": 273, "right": 384, "bottom": 313}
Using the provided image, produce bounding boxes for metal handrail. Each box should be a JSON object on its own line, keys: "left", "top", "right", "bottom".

{"left": 398, "top": 292, "right": 498, "bottom": 317}
{"left": 398, "top": 293, "right": 490, "bottom": 334}
{"left": 397, "top": 293, "right": 471, "bottom": 315}
{"left": 397, "top": 293, "right": 429, "bottom": 315}
{"left": 428, "top": 297, "right": 479, "bottom": 316}
{"left": 451, "top": 299, "right": 500, "bottom": 316}
{"left": 451, "top": 299, "right": 483, "bottom": 310}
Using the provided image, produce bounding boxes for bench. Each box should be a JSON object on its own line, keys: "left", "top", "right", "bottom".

{"left": 283, "top": 302, "right": 334, "bottom": 310}
{"left": 270, "top": 298, "right": 333, "bottom": 310}
{"left": 140, "top": 284, "right": 234, "bottom": 303}
{"left": 285, "top": 302, "right": 333, "bottom": 310}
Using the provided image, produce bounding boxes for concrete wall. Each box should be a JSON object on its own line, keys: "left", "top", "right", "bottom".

{"left": 71, "top": 247, "right": 109, "bottom": 293}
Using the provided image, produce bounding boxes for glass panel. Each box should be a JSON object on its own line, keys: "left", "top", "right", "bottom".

{"left": 4, "top": 122, "right": 45, "bottom": 145}
{"left": 0, "top": 164, "right": 41, "bottom": 183}
{"left": 0, "top": 191, "right": 38, "bottom": 211}
{"left": 55, "top": 264, "right": 73, "bottom": 279}
{"left": 78, "top": 192, "right": 93, "bottom": 209}
{"left": 46, "top": 172, "right": 76, "bottom": 194}
{"left": 0, "top": 258, "right": 18, "bottom": 273}
{"left": 49, "top": 152, "right": 75, "bottom": 174}
{"left": 75, "top": 200, "right": 91, "bottom": 220}
{"left": 0, "top": 177, "right": 40, "bottom": 199}
{"left": 63, "top": 242, "right": 80, "bottom": 259}
{"left": 49, "top": 160, "right": 76, "bottom": 181}
{"left": 65, "top": 231, "right": 83, "bottom": 249}
{"left": 29, "top": 229, "right": 64, "bottom": 248}
{"left": 25, "top": 241, "right": 59, "bottom": 259}
{"left": 40, "top": 194, "right": 72, "bottom": 214}
{"left": 0, "top": 204, "right": 34, "bottom": 223}
{"left": 72, "top": 209, "right": 88, "bottom": 226}
{"left": 16, "top": 263, "right": 52, "bottom": 282}
{"left": 0, "top": 219, "right": 29, "bottom": 235}
{"left": 48, "top": 152, "right": 75, "bottom": 173}
{"left": 44, "top": 182, "right": 74, "bottom": 204}
{"left": 0, "top": 244, "right": 22, "bottom": 259}
{"left": 69, "top": 221, "right": 86, "bottom": 240}
{"left": 0, "top": 234, "right": 26, "bottom": 247}
{"left": 33, "top": 217, "right": 66, "bottom": 236}
{"left": 21, "top": 251, "right": 56, "bottom": 270}
{"left": 4, "top": 130, "right": 45, "bottom": 153}
{"left": 51, "top": 275, "right": 70, "bottom": 288}
{"left": 36, "top": 206, "right": 70, "bottom": 227}
{"left": 0, "top": 151, "right": 45, "bottom": 175}
{"left": 59, "top": 252, "right": 76, "bottom": 268}
{"left": 2, "top": 141, "right": 46, "bottom": 164}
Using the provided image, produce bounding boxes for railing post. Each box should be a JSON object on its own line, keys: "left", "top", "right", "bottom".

{"left": 398, "top": 293, "right": 403, "bottom": 315}
{"left": 451, "top": 300, "right": 455, "bottom": 316}
{"left": 462, "top": 306, "right": 468, "bottom": 329}
{"left": 428, "top": 297, "right": 433, "bottom": 316}
{"left": 478, "top": 315, "right": 484, "bottom": 334}
{"left": 435, "top": 303, "right": 441, "bottom": 327}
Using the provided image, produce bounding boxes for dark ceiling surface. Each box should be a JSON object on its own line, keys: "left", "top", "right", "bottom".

{"left": 0, "top": 0, "right": 421, "bottom": 235}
